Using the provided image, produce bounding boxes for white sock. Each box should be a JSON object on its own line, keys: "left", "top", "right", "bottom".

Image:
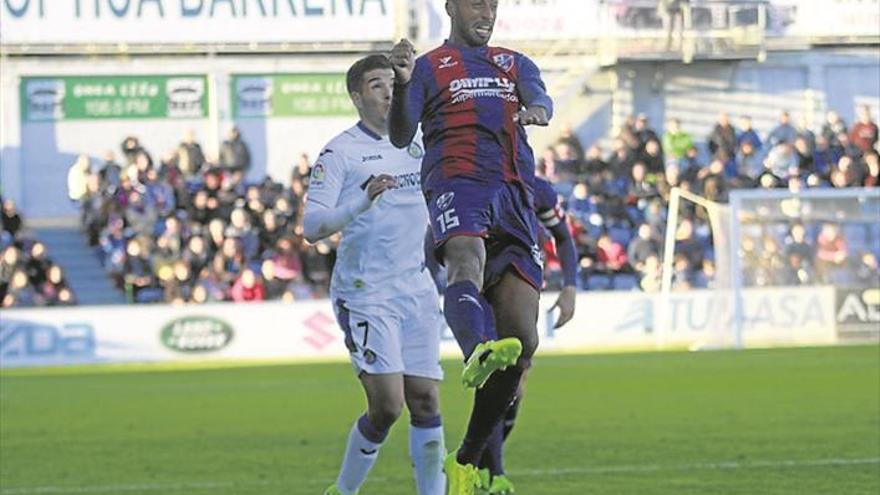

{"left": 336, "top": 414, "right": 387, "bottom": 494}
{"left": 409, "top": 416, "right": 446, "bottom": 495}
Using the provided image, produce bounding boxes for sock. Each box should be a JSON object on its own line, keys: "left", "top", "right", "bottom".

{"left": 444, "top": 281, "right": 489, "bottom": 358}
{"left": 502, "top": 395, "right": 521, "bottom": 440}
{"left": 480, "top": 293, "right": 498, "bottom": 340}
{"left": 336, "top": 413, "right": 390, "bottom": 494}
{"left": 409, "top": 415, "right": 446, "bottom": 495}
{"left": 478, "top": 420, "right": 505, "bottom": 476}
{"left": 456, "top": 365, "right": 524, "bottom": 466}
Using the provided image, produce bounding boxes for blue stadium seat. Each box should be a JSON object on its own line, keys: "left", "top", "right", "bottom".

{"left": 585, "top": 274, "right": 612, "bottom": 291}
{"left": 608, "top": 224, "right": 633, "bottom": 246}
{"left": 612, "top": 273, "right": 639, "bottom": 291}
{"left": 135, "top": 288, "right": 165, "bottom": 303}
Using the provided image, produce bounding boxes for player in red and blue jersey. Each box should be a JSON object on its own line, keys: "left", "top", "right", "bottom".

{"left": 477, "top": 176, "right": 578, "bottom": 493}
{"left": 389, "top": 1, "right": 553, "bottom": 492}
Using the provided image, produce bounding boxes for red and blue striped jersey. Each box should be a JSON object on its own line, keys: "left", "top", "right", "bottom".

{"left": 405, "top": 41, "right": 553, "bottom": 192}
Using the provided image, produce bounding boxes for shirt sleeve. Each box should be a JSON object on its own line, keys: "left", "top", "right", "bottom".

{"left": 517, "top": 54, "right": 554, "bottom": 119}
{"left": 302, "top": 146, "right": 371, "bottom": 242}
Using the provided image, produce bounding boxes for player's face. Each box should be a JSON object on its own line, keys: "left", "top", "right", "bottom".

{"left": 352, "top": 68, "right": 394, "bottom": 128}
{"left": 448, "top": 0, "right": 498, "bottom": 47}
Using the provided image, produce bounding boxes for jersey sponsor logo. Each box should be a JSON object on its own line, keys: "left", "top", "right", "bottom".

{"left": 449, "top": 77, "right": 518, "bottom": 105}
{"left": 435, "top": 192, "right": 455, "bottom": 210}
{"left": 492, "top": 53, "right": 515, "bottom": 72}
{"left": 362, "top": 154, "right": 383, "bottom": 162}
{"left": 310, "top": 162, "right": 326, "bottom": 186}
{"left": 391, "top": 172, "right": 421, "bottom": 190}
{"left": 408, "top": 141, "right": 424, "bottom": 159}
{"left": 530, "top": 244, "right": 545, "bottom": 266}
{"left": 438, "top": 56, "right": 459, "bottom": 69}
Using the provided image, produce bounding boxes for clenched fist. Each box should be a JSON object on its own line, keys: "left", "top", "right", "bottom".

{"left": 390, "top": 38, "right": 415, "bottom": 85}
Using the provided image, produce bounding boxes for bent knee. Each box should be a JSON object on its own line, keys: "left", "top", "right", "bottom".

{"left": 369, "top": 401, "right": 404, "bottom": 431}
{"left": 405, "top": 387, "right": 440, "bottom": 418}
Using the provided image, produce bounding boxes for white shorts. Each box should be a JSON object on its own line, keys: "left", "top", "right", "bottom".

{"left": 332, "top": 289, "right": 444, "bottom": 381}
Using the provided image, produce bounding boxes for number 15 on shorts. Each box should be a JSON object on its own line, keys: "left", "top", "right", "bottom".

{"left": 436, "top": 209, "right": 460, "bottom": 234}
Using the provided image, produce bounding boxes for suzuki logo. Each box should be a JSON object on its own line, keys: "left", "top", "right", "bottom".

{"left": 303, "top": 312, "right": 336, "bottom": 351}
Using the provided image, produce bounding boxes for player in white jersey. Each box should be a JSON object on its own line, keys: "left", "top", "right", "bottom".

{"left": 304, "top": 55, "right": 446, "bottom": 495}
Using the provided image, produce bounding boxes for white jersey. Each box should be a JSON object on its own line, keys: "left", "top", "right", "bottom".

{"left": 306, "top": 122, "right": 436, "bottom": 301}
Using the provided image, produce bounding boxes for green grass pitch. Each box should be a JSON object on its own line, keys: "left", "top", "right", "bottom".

{"left": 1, "top": 345, "right": 878, "bottom": 494}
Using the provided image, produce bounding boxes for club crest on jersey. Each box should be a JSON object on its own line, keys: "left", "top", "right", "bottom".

{"left": 408, "top": 141, "right": 424, "bottom": 159}
{"left": 311, "top": 163, "right": 326, "bottom": 185}
{"left": 436, "top": 192, "right": 455, "bottom": 210}
{"left": 493, "top": 53, "right": 515, "bottom": 72}
{"left": 438, "top": 56, "right": 458, "bottom": 69}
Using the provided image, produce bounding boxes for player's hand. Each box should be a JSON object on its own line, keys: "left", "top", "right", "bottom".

{"left": 390, "top": 39, "right": 415, "bottom": 86}
{"left": 366, "top": 174, "right": 397, "bottom": 201}
{"left": 551, "top": 285, "right": 577, "bottom": 328}
{"left": 514, "top": 106, "right": 550, "bottom": 126}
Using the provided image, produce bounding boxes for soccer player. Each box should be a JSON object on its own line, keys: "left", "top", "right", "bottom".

{"left": 304, "top": 54, "right": 446, "bottom": 495}
{"left": 388, "top": 1, "right": 553, "bottom": 492}
{"left": 477, "top": 176, "right": 578, "bottom": 493}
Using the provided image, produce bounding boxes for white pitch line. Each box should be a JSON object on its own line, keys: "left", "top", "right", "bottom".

{"left": 1, "top": 457, "right": 878, "bottom": 494}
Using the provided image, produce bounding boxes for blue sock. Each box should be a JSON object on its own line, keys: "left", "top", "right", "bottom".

{"left": 444, "top": 281, "right": 488, "bottom": 358}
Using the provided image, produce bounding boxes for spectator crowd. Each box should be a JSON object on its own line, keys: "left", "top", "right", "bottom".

{"left": 1, "top": 198, "right": 77, "bottom": 307}
{"left": 538, "top": 105, "right": 879, "bottom": 291}
{"left": 56, "top": 104, "right": 880, "bottom": 305}
{"left": 70, "top": 128, "right": 333, "bottom": 304}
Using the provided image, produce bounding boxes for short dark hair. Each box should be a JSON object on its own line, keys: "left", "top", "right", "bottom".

{"left": 346, "top": 54, "right": 393, "bottom": 95}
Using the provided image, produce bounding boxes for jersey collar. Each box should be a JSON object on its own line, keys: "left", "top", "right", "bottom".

{"left": 357, "top": 121, "right": 384, "bottom": 142}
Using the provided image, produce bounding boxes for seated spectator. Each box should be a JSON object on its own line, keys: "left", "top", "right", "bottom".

{"left": 794, "top": 137, "right": 815, "bottom": 176}
{"left": 67, "top": 154, "right": 91, "bottom": 203}
{"left": 627, "top": 162, "right": 659, "bottom": 208}
{"left": 124, "top": 239, "right": 155, "bottom": 299}
{"left": 691, "top": 260, "right": 716, "bottom": 289}
{"left": 2, "top": 269, "right": 43, "bottom": 307}
{"left": 638, "top": 254, "right": 663, "bottom": 292}
{"left": 662, "top": 118, "right": 693, "bottom": 160}
{"left": 641, "top": 140, "right": 665, "bottom": 175}
{"left": 583, "top": 144, "right": 608, "bottom": 178}
{"left": 850, "top": 105, "right": 878, "bottom": 154}
{"left": 219, "top": 126, "right": 252, "bottom": 173}
{"left": 764, "top": 143, "right": 797, "bottom": 178}
{"left": 0, "top": 245, "right": 22, "bottom": 301}
{"left": 815, "top": 223, "right": 848, "bottom": 281}
{"left": 674, "top": 218, "right": 703, "bottom": 268}
{"left": 708, "top": 112, "right": 737, "bottom": 159}
{"left": 607, "top": 138, "right": 636, "bottom": 179}
{"left": 767, "top": 111, "right": 797, "bottom": 148}
{"left": 735, "top": 140, "right": 762, "bottom": 181}
{"left": 822, "top": 110, "right": 847, "bottom": 147}
{"left": 225, "top": 207, "right": 260, "bottom": 260}
{"left": 834, "top": 156, "right": 864, "bottom": 187}
{"left": 678, "top": 145, "right": 703, "bottom": 183}
{"left": 855, "top": 252, "right": 879, "bottom": 286}
{"left": 836, "top": 132, "right": 863, "bottom": 160}
{"left": 627, "top": 223, "right": 660, "bottom": 272}
{"left": 780, "top": 252, "right": 815, "bottom": 286}
{"left": 784, "top": 223, "right": 814, "bottom": 263}
{"left": 2, "top": 199, "right": 23, "bottom": 239}
{"left": 193, "top": 265, "right": 228, "bottom": 302}
{"left": 272, "top": 237, "right": 304, "bottom": 281}
{"left": 737, "top": 115, "right": 762, "bottom": 151}
{"left": 634, "top": 114, "right": 660, "bottom": 154}
{"left": 25, "top": 242, "right": 52, "bottom": 288}
{"left": 183, "top": 235, "right": 210, "bottom": 277}
{"left": 231, "top": 268, "right": 265, "bottom": 302}
{"left": 671, "top": 254, "right": 693, "bottom": 290}
{"left": 261, "top": 260, "right": 288, "bottom": 300}
{"left": 41, "top": 264, "right": 74, "bottom": 306}
{"left": 595, "top": 233, "right": 629, "bottom": 273}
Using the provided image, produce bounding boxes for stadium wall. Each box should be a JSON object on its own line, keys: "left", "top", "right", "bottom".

{"left": 606, "top": 48, "right": 880, "bottom": 145}
{"left": 0, "top": 54, "right": 363, "bottom": 218}
{"left": 0, "top": 286, "right": 859, "bottom": 368}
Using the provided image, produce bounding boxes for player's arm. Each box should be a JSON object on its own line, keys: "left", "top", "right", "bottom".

{"left": 302, "top": 149, "right": 396, "bottom": 243}
{"left": 389, "top": 39, "right": 424, "bottom": 148}
{"left": 545, "top": 211, "right": 578, "bottom": 328}
{"left": 515, "top": 54, "right": 554, "bottom": 127}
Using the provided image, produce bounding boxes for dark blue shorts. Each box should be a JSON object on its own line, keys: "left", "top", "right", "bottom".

{"left": 425, "top": 180, "right": 543, "bottom": 291}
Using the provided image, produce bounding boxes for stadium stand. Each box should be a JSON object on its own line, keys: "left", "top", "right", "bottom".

{"left": 62, "top": 104, "right": 878, "bottom": 305}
